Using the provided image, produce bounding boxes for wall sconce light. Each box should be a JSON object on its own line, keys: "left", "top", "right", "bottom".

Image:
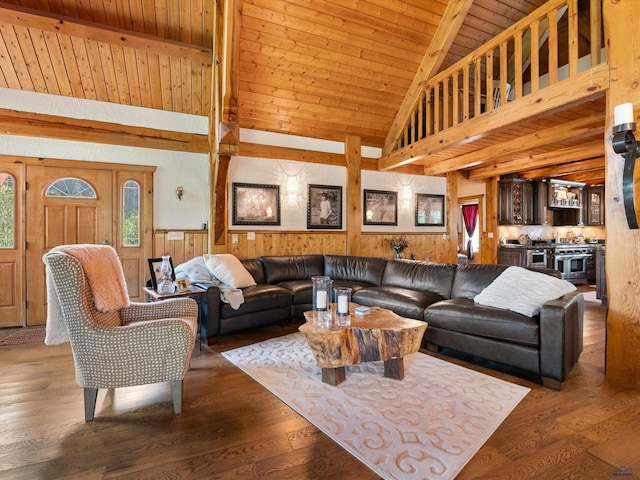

{"left": 401, "top": 185, "right": 412, "bottom": 206}
{"left": 176, "top": 186, "right": 184, "bottom": 201}
{"left": 612, "top": 103, "right": 640, "bottom": 229}
{"left": 286, "top": 175, "right": 298, "bottom": 203}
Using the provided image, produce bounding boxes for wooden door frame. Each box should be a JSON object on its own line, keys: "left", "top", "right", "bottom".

{"left": 1, "top": 156, "right": 155, "bottom": 325}
{"left": 458, "top": 194, "right": 484, "bottom": 262}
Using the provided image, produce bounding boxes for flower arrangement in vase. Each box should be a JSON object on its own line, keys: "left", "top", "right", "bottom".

{"left": 389, "top": 235, "right": 410, "bottom": 258}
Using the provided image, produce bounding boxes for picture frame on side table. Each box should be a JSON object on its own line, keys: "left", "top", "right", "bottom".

{"left": 148, "top": 257, "right": 175, "bottom": 291}
{"left": 307, "top": 184, "right": 342, "bottom": 229}
{"left": 415, "top": 193, "right": 445, "bottom": 226}
{"left": 363, "top": 189, "right": 397, "bottom": 226}
{"left": 232, "top": 183, "right": 281, "bottom": 226}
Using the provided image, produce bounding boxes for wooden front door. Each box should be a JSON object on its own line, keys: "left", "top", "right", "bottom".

{"left": 0, "top": 164, "right": 25, "bottom": 327}
{"left": 25, "top": 165, "right": 114, "bottom": 326}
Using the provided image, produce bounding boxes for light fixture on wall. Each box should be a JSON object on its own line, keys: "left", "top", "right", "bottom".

{"left": 286, "top": 174, "right": 298, "bottom": 203}
{"left": 612, "top": 102, "right": 640, "bottom": 229}
{"left": 401, "top": 184, "right": 412, "bottom": 206}
{"left": 176, "top": 186, "right": 184, "bottom": 201}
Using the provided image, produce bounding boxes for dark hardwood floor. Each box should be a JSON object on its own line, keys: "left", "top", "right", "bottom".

{"left": 1, "top": 285, "right": 639, "bottom": 479}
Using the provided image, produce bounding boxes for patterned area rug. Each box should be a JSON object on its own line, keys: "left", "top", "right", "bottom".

{"left": 0, "top": 327, "right": 46, "bottom": 346}
{"left": 222, "top": 332, "right": 530, "bottom": 480}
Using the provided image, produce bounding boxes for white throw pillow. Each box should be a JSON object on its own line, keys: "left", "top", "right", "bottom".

{"left": 203, "top": 254, "right": 256, "bottom": 289}
{"left": 473, "top": 266, "right": 577, "bottom": 317}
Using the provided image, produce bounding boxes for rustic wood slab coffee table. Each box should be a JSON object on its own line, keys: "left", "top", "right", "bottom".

{"left": 299, "top": 305, "right": 427, "bottom": 386}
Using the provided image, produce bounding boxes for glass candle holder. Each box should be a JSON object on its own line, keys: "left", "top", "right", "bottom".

{"left": 334, "top": 286, "right": 352, "bottom": 327}
{"left": 157, "top": 255, "right": 175, "bottom": 295}
{"left": 311, "top": 275, "right": 332, "bottom": 328}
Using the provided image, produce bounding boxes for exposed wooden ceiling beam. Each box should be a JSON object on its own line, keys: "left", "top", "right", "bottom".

{"left": 377, "top": 63, "right": 609, "bottom": 172}
{"left": 0, "top": 108, "right": 208, "bottom": 153}
{"left": 422, "top": 112, "right": 605, "bottom": 175}
{"left": 382, "top": 0, "right": 473, "bottom": 155}
{"left": 0, "top": 2, "right": 213, "bottom": 65}
{"left": 467, "top": 140, "right": 604, "bottom": 179}
{"left": 557, "top": 169, "right": 605, "bottom": 185}
{"left": 518, "top": 157, "right": 604, "bottom": 179}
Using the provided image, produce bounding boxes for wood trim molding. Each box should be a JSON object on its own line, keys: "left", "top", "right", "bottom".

{"left": 0, "top": 108, "right": 209, "bottom": 153}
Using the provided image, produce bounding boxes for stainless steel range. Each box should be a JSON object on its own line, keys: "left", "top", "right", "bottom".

{"left": 552, "top": 244, "right": 592, "bottom": 284}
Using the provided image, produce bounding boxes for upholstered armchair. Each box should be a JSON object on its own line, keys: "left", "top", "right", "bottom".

{"left": 43, "top": 245, "right": 198, "bottom": 421}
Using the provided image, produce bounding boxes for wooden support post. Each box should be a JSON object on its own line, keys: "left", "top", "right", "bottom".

{"left": 345, "top": 135, "right": 362, "bottom": 256}
{"left": 603, "top": 0, "right": 640, "bottom": 386}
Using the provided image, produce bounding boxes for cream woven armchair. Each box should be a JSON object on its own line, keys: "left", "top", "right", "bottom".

{"left": 43, "top": 248, "right": 198, "bottom": 421}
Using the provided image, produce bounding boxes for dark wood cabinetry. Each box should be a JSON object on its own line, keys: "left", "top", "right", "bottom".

{"left": 498, "top": 247, "right": 526, "bottom": 266}
{"left": 499, "top": 178, "right": 534, "bottom": 225}
{"left": 585, "top": 186, "right": 605, "bottom": 226}
{"left": 596, "top": 248, "right": 607, "bottom": 306}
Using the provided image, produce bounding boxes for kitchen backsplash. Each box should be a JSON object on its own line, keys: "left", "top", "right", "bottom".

{"left": 498, "top": 225, "right": 605, "bottom": 243}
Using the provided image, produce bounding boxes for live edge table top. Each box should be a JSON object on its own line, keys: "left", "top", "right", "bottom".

{"left": 299, "top": 305, "right": 427, "bottom": 386}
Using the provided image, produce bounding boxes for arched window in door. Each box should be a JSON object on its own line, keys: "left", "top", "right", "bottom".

{"left": 45, "top": 177, "right": 97, "bottom": 198}
{"left": 122, "top": 180, "right": 140, "bottom": 247}
{"left": 0, "top": 174, "right": 15, "bottom": 248}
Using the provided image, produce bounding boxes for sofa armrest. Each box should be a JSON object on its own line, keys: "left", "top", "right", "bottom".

{"left": 539, "top": 291, "right": 584, "bottom": 386}
{"left": 200, "top": 285, "right": 221, "bottom": 339}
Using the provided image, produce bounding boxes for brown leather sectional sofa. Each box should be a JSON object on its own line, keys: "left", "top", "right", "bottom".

{"left": 199, "top": 254, "right": 583, "bottom": 390}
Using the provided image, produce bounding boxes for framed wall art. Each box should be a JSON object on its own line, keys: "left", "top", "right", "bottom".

{"left": 307, "top": 184, "right": 342, "bottom": 229}
{"left": 232, "top": 182, "right": 281, "bottom": 226}
{"left": 363, "top": 189, "right": 397, "bottom": 226}
{"left": 415, "top": 193, "right": 445, "bottom": 226}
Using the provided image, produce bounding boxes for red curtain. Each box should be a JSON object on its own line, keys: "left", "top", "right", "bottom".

{"left": 462, "top": 204, "right": 479, "bottom": 260}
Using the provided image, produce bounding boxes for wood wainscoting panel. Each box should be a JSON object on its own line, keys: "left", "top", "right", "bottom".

{"left": 153, "top": 230, "right": 450, "bottom": 264}
{"left": 152, "top": 230, "right": 209, "bottom": 267}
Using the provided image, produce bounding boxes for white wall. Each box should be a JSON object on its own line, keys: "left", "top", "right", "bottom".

{"left": 228, "top": 156, "right": 447, "bottom": 232}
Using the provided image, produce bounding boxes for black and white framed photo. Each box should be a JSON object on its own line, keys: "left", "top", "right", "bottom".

{"left": 148, "top": 257, "right": 175, "bottom": 291}
{"left": 232, "top": 182, "right": 281, "bottom": 226}
{"left": 415, "top": 193, "right": 445, "bottom": 226}
{"left": 307, "top": 184, "right": 342, "bottom": 229}
{"left": 363, "top": 189, "right": 398, "bottom": 226}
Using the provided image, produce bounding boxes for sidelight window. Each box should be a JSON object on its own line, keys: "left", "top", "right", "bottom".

{"left": 122, "top": 180, "right": 140, "bottom": 247}
{"left": 0, "top": 174, "right": 15, "bottom": 248}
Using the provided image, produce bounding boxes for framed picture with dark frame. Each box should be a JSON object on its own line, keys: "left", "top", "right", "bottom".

{"left": 363, "top": 189, "right": 398, "bottom": 226}
{"left": 148, "top": 257, "right": 175, "bottom": 291}
{"left": 232, "top": 182, "right": 281, "bottom": 226}
{"left": 415, "top": 193, "right": 445, "bottom": 226}
{"left": 307, "top": 184, "right": 342, "bottom": 229}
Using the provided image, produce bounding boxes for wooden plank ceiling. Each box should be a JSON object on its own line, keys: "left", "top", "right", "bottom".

{"left": 0, "top": 0, "right": 604, "bottom": 184}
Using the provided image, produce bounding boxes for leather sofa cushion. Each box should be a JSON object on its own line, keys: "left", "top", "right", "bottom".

{"left": 241, "top": 258, "right": 266, "bottom": 284}
{"left": 324, "top": 255, "right": 386, "bottom": 286}
{"left": 220, "top": 284, "right": 292, "bottom": 319}
{"left": 425, "top": 298, "right": 539, "bottom": 347}
{"left": 451, "top": 264, "right": 564, "bottom": 300}
{"left": 261, "top": 255, "right": 324, "bottom": 284}
{"left": 450, "top": 263, "right": 508, "bottom": 300}
{"left": 353, "top": 286, "right": 443, "bottom": 320}
{"left": 382, "top": 260, "right": 456, "bottom": 299}
{"left": 278, "top": 280, "right": 312, "bottom": 305}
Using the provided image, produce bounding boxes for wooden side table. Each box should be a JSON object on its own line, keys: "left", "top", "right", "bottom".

{"left": 144, "top": 285, "right": 208, "bottom": 348}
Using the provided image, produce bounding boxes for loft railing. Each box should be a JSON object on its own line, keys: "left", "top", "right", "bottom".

{"left": 390, "top": 0, "right": 604, "bottom": 152}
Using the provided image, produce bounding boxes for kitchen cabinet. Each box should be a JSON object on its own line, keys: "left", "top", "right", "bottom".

{"left": 585, "top": 186, "right": 605, "bottom": 226}
{"left": 586, "top": 247, "right": 596, "bottom": 281}
{"left": 596, "top": 248, "right": 607, "bottom": 306}
{"left": 499, "top": 178, "right": 534, "bottom": 225}
{"left": 498, "top": 247, "right": 526, "bottom": 266}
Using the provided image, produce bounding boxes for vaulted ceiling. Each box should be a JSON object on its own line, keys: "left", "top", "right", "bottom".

{"left": 0, "top": 0, "right": 605, "bottom": 184}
